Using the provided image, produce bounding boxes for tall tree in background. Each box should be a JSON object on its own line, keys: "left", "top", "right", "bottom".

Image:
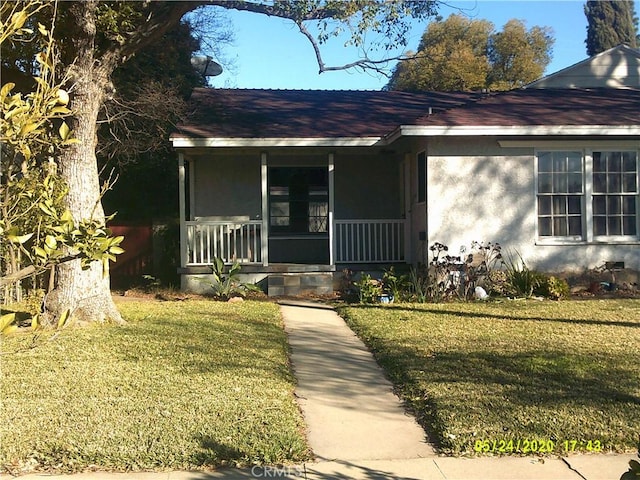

{"left": 386, "top": 14, "right": 553, "bottom": 92}
{"left": 585, "top": 0, "right": 638, "bottom": 55}
{"left": 2, "top": 1, "right": 439, "bottom": 325}
{"left": 386, "top": 14, "right": 493, "bottom": 91}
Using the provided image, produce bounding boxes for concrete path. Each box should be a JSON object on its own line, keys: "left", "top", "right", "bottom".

{"left": 280, "top": 303, "right": 434, "bottom": 462}
{"left": 9, "top": 302, "right": 635, "bottom": 480}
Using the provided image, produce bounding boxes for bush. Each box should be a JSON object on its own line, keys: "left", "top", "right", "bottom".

{"left": 536, "top": 276, "right": 570, "bottom": 300}
{"left": 354, "top": 273, "right": 382, "bottom": 304}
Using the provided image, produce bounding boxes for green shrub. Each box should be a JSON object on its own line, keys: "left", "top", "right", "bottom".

{"left": 208, "top": 258, "right": 261, "bottom": 300}
{"left": 536, "top": 276, "right": 571, "bottom": 300}
{"left": 503, "top": 250, "right": 544, "bottom": 297}
{"left": 354, "top": 273, "right": 382, "bottom": 304}
{"left": 382, "top": 266, "right": 410, "bottom": 301}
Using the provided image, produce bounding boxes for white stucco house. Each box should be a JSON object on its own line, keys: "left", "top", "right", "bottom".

{"left": 171, "top": 45, "right": 640, "bottom": 295}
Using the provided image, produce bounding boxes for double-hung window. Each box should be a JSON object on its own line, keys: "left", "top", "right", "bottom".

{"left": 536, "top": 149, "right": 639, "bottom": 242}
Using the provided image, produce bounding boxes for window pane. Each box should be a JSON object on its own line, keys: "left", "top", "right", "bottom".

{"left": 623, "top": 153, "right": 637, "bottom": 172}
{"left": 593, "top": 173, "right": 606, "bottom": 193}
{"left": 538, "top": 153, "right": 552, "bottom": 172}
{"left": 623, "top": 173, "right": 637, "bottom": 193}
{"left": 552, "top": 196, "right": 566, "bottom": 214}
{"left": 623, "top": 197, "right": 636, "bottom": 214}
{"left": 553, "top": 174, "right": 567, "bottom": 193}
{"left": 593, "top": 196, "right": 606, "bottom": 214}
{"left": 567, "top": 154, "right": 582, "bottom": 172}
{"left": 593, "top": 216, "right": 606, "bottom": 236}
{"left": 593, "top": 152, "right": 605, "bottom": 172}
{"left": 538, "top": 217, "right": 552, "bottom": 236}
{"left": 568, "top": 173, "right": 582, "bottom": 193}
{"left": 609, "top": 152, "right": 622, "bottom": 171}
{"left": 538, "top": 174, "right": 552, "bottom": 193}
{"left": 568, "top": 196, "right": 581, "bottom": 214}
{"left": 608, "top": 217, "right": 622, "bottom": 235}
{"left": 553, "top": 155, "right": 567, "bottom": 172}
{"left": 553, "top": 217, "right": 567, "bottom": 236}
{"left": 271, "top": 202, "right": 289, "bottom": 217}
{"left": 568, "top": 217, "right": 582, "bottom": 236}
{"left": 607, "top": 196, "right": 621, "bottom": 215}
{"left": 538, "top": 197, "right": 551, "bottom": 215}
{"left": 623, "top": 216, "right": 637, "bottom": 235}
{"left": 608, "top": 173, "right": 621, "bottom": 193}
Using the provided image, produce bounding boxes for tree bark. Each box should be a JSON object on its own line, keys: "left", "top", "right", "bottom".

{"left": 44, "top": 1, "right": 123, "bottom": 325}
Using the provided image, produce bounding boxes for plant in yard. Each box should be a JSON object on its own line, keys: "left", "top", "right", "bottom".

{"left": 208, "top": 257, "right": 261, "bottom": 300}
{"left": 537, "top": 275, "right": 571, "bottom": 300}
{"left": 382, "top": 266, "right": 410, "bottom": 301}
{"left": 354, "top": 273, "right": 383, "bottom": 304}
{"left": 503, "top": 249, "right": 545, "bottom": 297}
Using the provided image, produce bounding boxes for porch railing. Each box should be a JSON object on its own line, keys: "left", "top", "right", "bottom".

{"left": 186, "top": 220, "right": 262, "bottom": 265}
{"left": 335, "top": 219, "right": 405, "bottom": 263}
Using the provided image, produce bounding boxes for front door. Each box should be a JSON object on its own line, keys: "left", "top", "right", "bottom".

{"left": 268, "top": 167, "right": 329, "bottom": 264}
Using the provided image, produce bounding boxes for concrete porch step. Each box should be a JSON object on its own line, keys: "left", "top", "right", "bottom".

{"left": 267, "top": 272, "right": 333, "bottom": 297}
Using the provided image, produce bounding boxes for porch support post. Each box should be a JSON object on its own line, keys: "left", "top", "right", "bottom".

{"left": 178, "top": 152, "right": 187, "bottom": 269}
{"left": 328, "top": 152, "right": 335, "bottom": 266}
{"left": 261, "top": 152, "right": 269, "bottom": 266}
{"left": 403, "top": 153, "right": 412, "bottom": 264}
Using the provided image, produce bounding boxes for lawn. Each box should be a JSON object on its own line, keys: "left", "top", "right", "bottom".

{"left": 1, "top": 299, "right": 310, "bottom": 475}
{"left": 338, "top": 299, "right": 640, "bottom": 456}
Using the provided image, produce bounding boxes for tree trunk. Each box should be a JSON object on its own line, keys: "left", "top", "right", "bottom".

{"left": 44, "top": 1, "right": 123, "bottom": 326}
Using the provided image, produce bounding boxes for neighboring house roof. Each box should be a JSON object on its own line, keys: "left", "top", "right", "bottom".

{"left": 525, "top": 44, "right": 640, "bottom": 89}
{"left": 171, "top": 88, "right": 479, "bottom": 140}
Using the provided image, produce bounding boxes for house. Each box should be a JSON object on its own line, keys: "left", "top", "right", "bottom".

{"left": 170, "top": 45, "right": 640, "bottom": 295}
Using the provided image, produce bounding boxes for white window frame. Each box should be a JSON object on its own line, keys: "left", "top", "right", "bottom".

{"left": 535, "top": 148, "right": 640, "bottom": 244}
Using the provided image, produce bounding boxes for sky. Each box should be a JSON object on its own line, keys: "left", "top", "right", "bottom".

{"left": 204, "top": 0, "right": 640, "bottom": 90}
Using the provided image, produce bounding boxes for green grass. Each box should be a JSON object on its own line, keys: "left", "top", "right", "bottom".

{"left": 338, "top": 299, "right": 640, "bottom": 456}
{"left": 1, "top": 299, "right": 310, "bottom": 474}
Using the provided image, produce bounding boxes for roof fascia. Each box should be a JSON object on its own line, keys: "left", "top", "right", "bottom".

{"left": 387, "top": 125, "right": 640, "bottom": 139}
{"left": 170, "top": 137, "right": 382, "bottom": 148}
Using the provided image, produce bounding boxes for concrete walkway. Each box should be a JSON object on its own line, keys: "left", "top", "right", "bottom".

{"left": 11, "top": 302, "right": 635, "bottom": 480}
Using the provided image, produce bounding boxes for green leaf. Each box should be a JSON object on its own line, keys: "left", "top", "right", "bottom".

{"left": 1, "top": 313, "right": 17, "bottom": 333}
{"left": 57, "top": 309, "right": 71, "bottom": 329}
{"left": 34, "top": 246, "right": 48, "bottom": 259}
{"left": 58, "top": 121, "right": 71, "bottom": 141}
{"left": 45, "top": 235, "right": 57, "bottom": 250}
{"left": 109, "top": 246, "right": 125, "bottom": 255}
{"left": 31, "top": 314, "right": 40, "bottom": 331}
{"left": 7, "top": 232, "right": 34, "bottom": 244}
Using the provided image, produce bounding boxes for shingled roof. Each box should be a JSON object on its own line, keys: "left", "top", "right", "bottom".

{"left": 172, "top": 87, "right": 640, "bottom": 141}
{"left": 413, "top": 88, "right": 640, "bottom": 127}
{"left": 172, "top": 88, "right": 479, "bottom": 139}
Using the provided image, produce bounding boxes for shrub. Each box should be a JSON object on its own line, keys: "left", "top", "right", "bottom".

{"left": 208, "top": 258, "right": 261, "bottom": 300}
{"left": 354, "top": 273, "right": 382, "bottom": 304}
{"left": 503, "top": 250, "right": 544, "bottom": 297}
{"left": 382, "top": 266, "right": 410, "bottom": 301}
{"left": 536, "top": 275, "right": 570, "bottom": 300}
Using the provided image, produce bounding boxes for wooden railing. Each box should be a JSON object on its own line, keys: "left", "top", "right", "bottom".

{"left": 335, "top": 219, "right": 405, "bottom": 263}
{"left": 186, "top": 220, "right": 262, "bottom": 265}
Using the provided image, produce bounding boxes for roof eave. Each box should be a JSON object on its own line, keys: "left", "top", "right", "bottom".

{"left": 387, "top": 125, "right": 640, "bottom": 139}
{"left": 170, "top": 137, "right": 383, "bottom": 148}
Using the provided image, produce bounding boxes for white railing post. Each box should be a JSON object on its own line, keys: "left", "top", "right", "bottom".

{"left": 178, "top": 153, "right": 188, "bottom": 268}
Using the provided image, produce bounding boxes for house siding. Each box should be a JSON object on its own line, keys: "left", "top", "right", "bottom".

{"left": 423, "top": 137, "right": 640, "bottom": 272}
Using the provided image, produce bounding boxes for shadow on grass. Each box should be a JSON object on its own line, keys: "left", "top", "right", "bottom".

{"left": 193, "top": 435, "right": 246, "bottom": 467}
{"left": 345, "top": 304, "right": 640, "bottom": 329}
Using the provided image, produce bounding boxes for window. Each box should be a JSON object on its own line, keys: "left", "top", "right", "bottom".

{"left": 536, "top": 149, "right": 639, "bottom": 241}
{"left": 417, "top": 151, "right": 426, "bottom": 203}
{"left": 269, "top": 167, "right": 328, "bottom": 235}
{"left": 592, "top": 151, "right": 637, "bottom": 237}
{"left": 537, "top": 151, "right": 583, "bottom": 238}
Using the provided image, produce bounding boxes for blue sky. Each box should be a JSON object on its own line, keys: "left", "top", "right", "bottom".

{"left": 206, "top": 0, "right": 639, "bottom": 90}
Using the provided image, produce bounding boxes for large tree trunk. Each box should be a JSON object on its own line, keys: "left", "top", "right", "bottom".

{"left": 44, "top": 1, "right": 123, "bottom": 325}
